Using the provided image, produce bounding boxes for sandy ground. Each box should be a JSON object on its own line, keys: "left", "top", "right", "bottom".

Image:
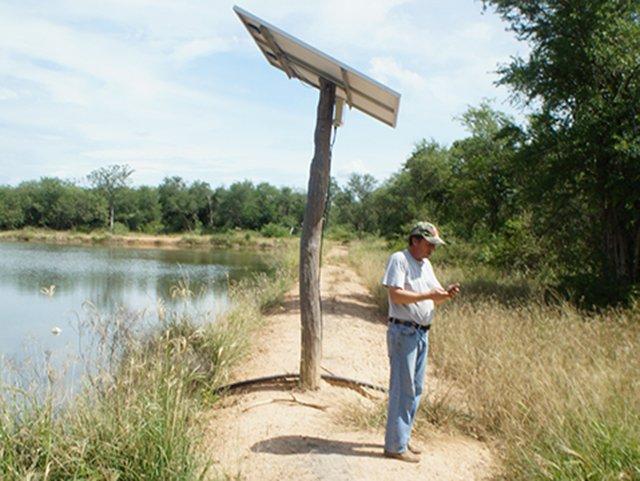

{"left": 0, "top": 230, "right": 282, "bottom": 250}
{"left": 202, "top": 246, "right": 497, "bottom": 480}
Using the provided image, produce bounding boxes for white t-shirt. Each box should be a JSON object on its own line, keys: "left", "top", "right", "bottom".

{"left": 381, "top": 249, "right": 444, "bottom": 326}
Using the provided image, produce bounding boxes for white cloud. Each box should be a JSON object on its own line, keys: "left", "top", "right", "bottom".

{"left": 0, "top": 0, "right": 527, "bottom": 188}
{"left": 171, "top": 36, "right": 237, "bottom": 63}
{"left": 369, "top": 57, "right": 425, "bottom": 91}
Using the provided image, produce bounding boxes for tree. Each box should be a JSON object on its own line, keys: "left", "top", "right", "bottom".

{"left": 158, "top": 177, "right": 193, "bottom": 232}
{"left": 188, "top": 181, "right": 215, "bottom": 231}
{"left": 449, "top": 102, "right": 522, "bottom": 236}
{"left": 87, "top": 164, "right": 134, "bottom": 231}
{"left": 217, "top": 181, "right": 260, "bottom": 229}
{"left": 275, "top": 186, "right": 306, "bottom": 231}
{"left": 331, "top": 173, "right": 378, "bottom": 234}
{"left": 484, "top": 0, "right": 640, "bottom": 304}
{"left": 116, "top": 186, "right": 161, "bottom": 232}
{"left": 0, "top": 186, "right": 25, "bottom": 229}
{"left": 372, "top": 140, "right": 453, "bottom": 239}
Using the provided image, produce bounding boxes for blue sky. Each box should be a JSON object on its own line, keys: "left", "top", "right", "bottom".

{"left": 0, "top": 0, "right": 529, "bottom": 189}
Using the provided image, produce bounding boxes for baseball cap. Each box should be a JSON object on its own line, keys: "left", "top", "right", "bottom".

{"left": 409, "top": 221, "right": 446, "bottom": 246}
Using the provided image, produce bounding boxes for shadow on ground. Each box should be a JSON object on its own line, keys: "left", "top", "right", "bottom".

{"left": 251, "top": 435, "right": 384, "bottom": 459}
{"left": 277, "top": 293, "right": 386, "bottom": 325}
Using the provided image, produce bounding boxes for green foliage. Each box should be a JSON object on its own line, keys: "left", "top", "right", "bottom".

{"left": 217, "top": 181, "right": 261, "bottom": 230}
{"left": 260, "top": 222, "right": 290, "bottom": 238}
{"left": 111, "top": 221, "right": 129, "bottom": 235}
{"left": 484, "top": 0, "right": 640, "bottom": 305}
{"left": 116, "top": 186, "right": 162, "bottom": 232}
{"left": 158, "top": 177, "right": 208, "bottom": 233}
{"left": 10, "top": 178, "right": 106, "bottom": 230}
{"left": 330, "top": 173, "right": 378, "bottom": 233}
{"left": 325, "top": 224, "right": 357, "bottom": 242}
{"left": 513, "top": 412, "right": 640, "bottom": 481}
{"left": 479, "top": 211, "right": 546, "bottom": 273}
{"left": 448, "top": 102, "right": 523, "bottom": 237}
{"left": 370, "top": 140, "right": 454, "bottom": 239}
{"left": 0, "top": 186, "right": 24, "bottom": 229}
{"left": 87, "top": 164, "right": 134, "bottom": 231}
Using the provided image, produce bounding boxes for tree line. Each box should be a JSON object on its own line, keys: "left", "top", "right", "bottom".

{"left": 0, "top": 175, "right": 307, "bottom": 235}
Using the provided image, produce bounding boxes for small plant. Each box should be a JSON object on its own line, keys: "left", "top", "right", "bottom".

{"left": 111, "top": 221, "right": 129, "bottom": 235}
{"left": 325, "top": 224, "right": 357, "bottom": 242}
{"left": 260, "top": 223, "right": 289, "bottom": 238}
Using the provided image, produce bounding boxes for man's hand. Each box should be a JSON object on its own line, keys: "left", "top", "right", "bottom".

{"left": 432, "top": 285, "right": 460, "bottom": 305}
{"left": 446, "top": 283, "right": 461, "bottom": 298}
{"left": 430, "top": 287, "right": 452, "bottom": 303}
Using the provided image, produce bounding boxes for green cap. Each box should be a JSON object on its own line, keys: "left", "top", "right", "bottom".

{"left": 409, "top": 221, "right": 446, "bottom": 246}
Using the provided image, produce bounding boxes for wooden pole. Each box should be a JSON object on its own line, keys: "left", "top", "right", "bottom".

{"left": 299, "top": 78, "right": 336, "bottom": 390}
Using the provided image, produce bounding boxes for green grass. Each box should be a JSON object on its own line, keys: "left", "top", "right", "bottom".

{"left": 346, "top": 240, "right": 640, "bottom": 481}
{"left": 0, "top": 244, "right": 297, "bottom": 480}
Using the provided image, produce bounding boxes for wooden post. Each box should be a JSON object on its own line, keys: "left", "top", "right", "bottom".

{"left": 299, "top": 78, "right": 336, "bottom": 390}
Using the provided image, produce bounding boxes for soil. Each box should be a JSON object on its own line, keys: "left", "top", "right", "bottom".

{"left": 202, "top": 245, "right": 498, "bottom": 480}
{"left": 0, "top": 229, "right": 281, "bottom": 250}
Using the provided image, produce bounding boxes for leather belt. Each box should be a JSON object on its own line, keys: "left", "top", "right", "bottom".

{"left": 388, "top": 317, "right": 430, "bottom": 332}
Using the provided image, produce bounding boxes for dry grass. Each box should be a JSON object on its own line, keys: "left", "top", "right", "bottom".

{"left": 0, "top": 227, "right": 295, "bottom": 251}
{"left": 0, "top": 245, "right": 297, "bottom": 480}
{"left": 346, "top": 240, "right": 640, "bottom": 481}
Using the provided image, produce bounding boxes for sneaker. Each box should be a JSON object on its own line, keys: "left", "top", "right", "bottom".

{"left": 407, "top": 442, "right": 423, "bottom": 455}
{"left": 383, "top": 450, "right": 420, "bottom": 463}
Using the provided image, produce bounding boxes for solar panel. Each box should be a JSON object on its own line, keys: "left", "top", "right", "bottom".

{"left": 234, "top": 6, "right": 401, "bottom": 128}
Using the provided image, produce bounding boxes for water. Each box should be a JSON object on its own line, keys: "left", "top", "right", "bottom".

{"left": 0, "top": 241, "right": 267, "bottom": 378}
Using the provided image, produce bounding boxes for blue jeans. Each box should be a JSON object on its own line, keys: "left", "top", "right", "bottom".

{"left": 384, "top": 322, "right": 429, "bottom": 453}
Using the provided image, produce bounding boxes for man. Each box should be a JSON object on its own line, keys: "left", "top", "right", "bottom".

{"left": 381, "top": 221, "right": 460, "bottom": 463}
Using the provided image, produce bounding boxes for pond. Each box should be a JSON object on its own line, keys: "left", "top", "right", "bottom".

{"left": 0, "top": 241, "right": 267, "bottom": 382}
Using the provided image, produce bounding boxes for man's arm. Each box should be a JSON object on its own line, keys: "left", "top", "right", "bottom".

{"left": 388, "top": 286, "right": 452, "bottom": 305}
{"left": 435, "top": 283, "right": 460, "bottom": 305}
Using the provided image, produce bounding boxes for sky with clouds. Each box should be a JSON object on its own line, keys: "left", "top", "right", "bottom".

{"left": 0, "top": 0, "right": 530, "bottom": 189}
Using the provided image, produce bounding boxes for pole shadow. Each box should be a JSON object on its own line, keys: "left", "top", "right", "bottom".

{"left": 251, "top": 435, "right": 384, "bottom": 459}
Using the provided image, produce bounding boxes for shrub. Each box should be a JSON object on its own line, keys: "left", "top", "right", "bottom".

{"left": 325, "top": 224, "right": 357, "bottom": 242}
{"left": 111, "top": 222, "right": 129, "bottom": 235}
{"left": 260, "top": 223, "right": 289, "bottom": 238}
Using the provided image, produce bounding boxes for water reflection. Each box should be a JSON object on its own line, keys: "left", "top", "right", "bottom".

{"left": 0, "top": 241, "right": 266, "bottom": 364}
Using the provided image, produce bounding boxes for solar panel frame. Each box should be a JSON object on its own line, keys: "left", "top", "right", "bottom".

{"left": 234, "top": 6, "right": 401, "bottom": 128}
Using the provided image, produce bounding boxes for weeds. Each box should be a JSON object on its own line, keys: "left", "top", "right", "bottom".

{"left": 347, "top": 240, "right": 640, "bottom": 481}
{"left": 0, "top": 244, "right": 297, "bottom": 479}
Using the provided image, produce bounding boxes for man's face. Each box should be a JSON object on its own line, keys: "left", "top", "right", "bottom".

{"left": 414, "top": 237, "right": 436, "bottom": 260}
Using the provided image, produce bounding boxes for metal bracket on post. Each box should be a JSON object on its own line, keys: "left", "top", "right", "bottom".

{"left": 260, "top": 26, "right": 297, "bottom": 79}
{"left": 333, "top": 98, "right": 345, "bottom": 128}
{"left": 340, "top": 67, "right": 353, "bottom": 108}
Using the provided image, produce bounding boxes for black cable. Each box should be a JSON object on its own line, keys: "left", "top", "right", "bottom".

{"left": 318, "top": 123, "right": 339, "bottom": 350}
{"left": 318, "top": 124, "right": 339, "bottom": 271}
{"left": 212, "top": 373, "right": 387, "bottom": 395}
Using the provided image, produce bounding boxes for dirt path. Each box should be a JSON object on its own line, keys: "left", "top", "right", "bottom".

{"left": 203, "top": 246, "right": 497, "bottom": 480}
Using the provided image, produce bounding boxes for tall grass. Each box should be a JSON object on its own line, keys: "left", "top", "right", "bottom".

{"left": 0, "top": 246, "right": 297, "bottom": 480}
{"left": 347, "top": 240, "right": 640, "bottom": 481}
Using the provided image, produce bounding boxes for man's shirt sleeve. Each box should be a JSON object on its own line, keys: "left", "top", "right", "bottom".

{"left": 381, "top": 253, "right": 406, "bottom": 289}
